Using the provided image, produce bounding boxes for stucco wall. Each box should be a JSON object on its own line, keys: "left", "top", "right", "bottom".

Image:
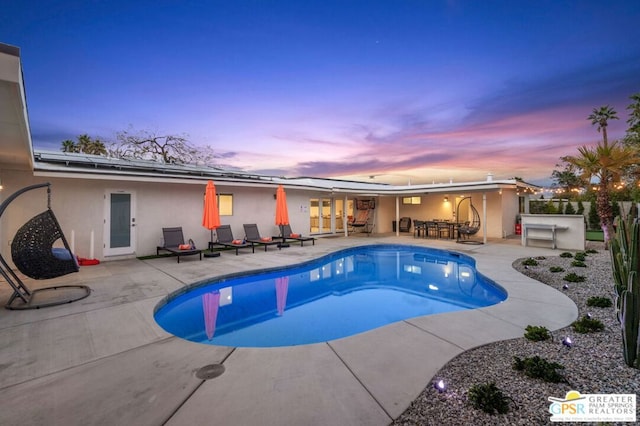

{"left": 0, "top": 172, "right": 321, "bottom": 262}
{"left": 500, "top": 188, "right": 520, "bottom": 237}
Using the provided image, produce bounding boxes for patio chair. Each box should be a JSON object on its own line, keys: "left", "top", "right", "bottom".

{"left": 398, "top": 217, "right": 412, "bottom": 232}
{"left": 157, "top": 227, "right": 202, "bottom": 263}
{"left": 0, "top": 183, "right": 90, "bottom": 310}
{"left": 243, "top": 224, "right": 281, "bottom": 251}
{"left": 278, "top": 224, "right": 316, "bottom": 247}
{"left": 212, "top": 225, "right": 254, "bottom": 255}
{"left": 348, "top": 209, "right": 373, "bottom": 234}
{"left": 425, "top": 221, "right": 439, "bottom": 238}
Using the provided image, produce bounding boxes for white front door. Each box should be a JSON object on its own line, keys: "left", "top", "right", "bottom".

{"left": 104, "top": 190, "right": 136, "bottom": 256}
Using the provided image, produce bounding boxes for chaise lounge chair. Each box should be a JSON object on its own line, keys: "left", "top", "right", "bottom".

{"left": 243, "top": 224, "right": 281, "bottom": 251}
{"left": 277, "top": 224, "right": 316, "bottom": 247}
{"left": 157, "top": 227, "right": 202, "bottom": 263}
{"left": 213, "top": 225, "right": 254, "bottom": 255}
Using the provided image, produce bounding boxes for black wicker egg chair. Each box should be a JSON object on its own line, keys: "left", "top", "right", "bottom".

{"left": 456, "top": 196, "right": 483, "bottom": 245}
{"left": 0, "top": 183, "right": 90, "bottom": 310}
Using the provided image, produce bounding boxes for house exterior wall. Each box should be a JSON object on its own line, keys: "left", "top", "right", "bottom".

{"left": 1, "top": 168, "right": 526, "bottom": 265}
{"left": 0, "top": 171, "right": 321, "bottom": 262}
{"left": 500, "top": 188, "right": 520, "bottom": 237}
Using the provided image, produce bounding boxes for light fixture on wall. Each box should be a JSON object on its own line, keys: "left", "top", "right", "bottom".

{"left": 0, "top": 178, "right": 3, "bottom": 190}
{"left": 443, "top": 196, "right": 449, "bottom": 203}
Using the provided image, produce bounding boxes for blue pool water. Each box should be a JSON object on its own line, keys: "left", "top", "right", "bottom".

{"left": 154, "top": 244, "right": 506, "bottom": 347}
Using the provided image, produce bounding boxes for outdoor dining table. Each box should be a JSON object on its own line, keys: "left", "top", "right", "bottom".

{"left": 413, "top": 220, "right": 461, "bottom": 239}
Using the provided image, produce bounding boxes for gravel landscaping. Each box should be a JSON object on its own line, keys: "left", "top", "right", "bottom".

{"left": 392, "top": 242, "right": 640, "bottom": 425}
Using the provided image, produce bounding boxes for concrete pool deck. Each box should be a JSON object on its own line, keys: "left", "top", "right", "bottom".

{"left": 0, "top": 235, "right": 577, "bottom": 425}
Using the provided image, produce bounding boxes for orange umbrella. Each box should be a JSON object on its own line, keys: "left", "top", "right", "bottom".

{"left": 202, "top": 180, "right": 221, "bottom": 248}
{"left": 275, "top": 184, "right": 289, "bottom": 226}
{"left": 275, "top": 276, "right": 289, "bottom": 316}
{"left": 202, "top": 291, "right": 221, "bottom": 340}
{"left": 275, "top": 185, "right": 290, "bottom": 247}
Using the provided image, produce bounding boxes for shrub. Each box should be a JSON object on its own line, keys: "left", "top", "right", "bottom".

{"left": 577, "top": 200, "right": 585, "bottom": 215}
{"left": 574, "top": 252, "right": 587, "bottom": 261}
{"left": 588, "top": 201, "right": 600, "bottom": 230}
{"left": 513, "top": 356, "right": 567, "bottom": 383}
{"left": 549, "top": 266, "right": 565, "bottom": 273}
{"left": 535, "top": 256, "right": 546, "bottom": 260}
{"left": 565, "top": 202, "right": 576, "bottom": 215}
{"left": 522, "top": 258, "right": 539, "bottom": 266}
{"left": 563, "top": 273, "right": 586, "bottom": 282}
{"left": 585, "top": 249, "right": 598, "bottom": 254}
{"left": 572, "top": 316, "right": 605, "bottom": 333}
{"left": 524, "top": 325, "right": 551, "bottom": 341}
{"left": 571, "top": 260, "right": 587, "bottom": 267}
{"left": 468, "top": 382, "right": 511, "bottom": 415}
{"left": 586, "top": 296, "right": 613, "bottom": 308}
{"left": 559, "top": 252, "right": 573, "bottom": 258}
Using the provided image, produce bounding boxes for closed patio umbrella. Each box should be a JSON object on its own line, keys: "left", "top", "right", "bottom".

{"left": 202, "top": 180, "right": 221, "bottom": 254}
{"left": 202, "top": 291, "right": 221, "bottom": 340}
{"left": 275, "top": 184, "right": 290, "bottom": 247}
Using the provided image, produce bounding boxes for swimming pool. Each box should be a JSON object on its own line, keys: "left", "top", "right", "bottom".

{"left": 154, "top": 244, "right": 507, "bottom": 347}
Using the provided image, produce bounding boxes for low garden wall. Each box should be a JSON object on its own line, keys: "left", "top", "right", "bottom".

{"left": 520, "top": 214, "right": 585, "bottom": 251}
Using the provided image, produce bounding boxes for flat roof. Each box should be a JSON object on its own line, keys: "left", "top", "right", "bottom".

{"left": 33, "top": 150, "right": 540, "bottom": 196}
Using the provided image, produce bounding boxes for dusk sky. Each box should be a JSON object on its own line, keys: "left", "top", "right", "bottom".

{"left": 3, "top": 1, "right": 639, "bottom": 186}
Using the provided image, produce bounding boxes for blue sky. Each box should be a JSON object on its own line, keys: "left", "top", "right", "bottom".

{"left": 3, "top": 0, "right": 639, "bottom": 185}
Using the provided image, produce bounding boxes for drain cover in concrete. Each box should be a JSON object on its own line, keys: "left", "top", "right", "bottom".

{"left": 196, "top": 364, "right": 225, "bottom": 380}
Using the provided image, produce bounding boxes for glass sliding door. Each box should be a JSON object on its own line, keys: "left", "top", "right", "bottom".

{"left": 321, "top": 199, "right": 331, "bottom": 233}
{"left": 310, "top": 197, "right": 340, "bottom": 234}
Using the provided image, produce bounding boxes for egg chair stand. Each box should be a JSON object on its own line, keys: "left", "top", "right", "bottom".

{"left": 456, "top": 196, "right": 483, "bottom": 245}
{"left": 0, "top": 183, "right": 90, "bottom": 310}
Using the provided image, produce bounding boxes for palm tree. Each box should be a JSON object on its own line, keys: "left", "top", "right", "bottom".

{"left": 61, "top": 139, "right": 77, "bottom": 153}
{"left": 588, "top": 105, "right": 618, "bottom": 148}
{"left": 565, "top": 141, "right": 639, "bottom": 245}
{"left": 61, "top": 134, "right": 107, "bottom": 155}
{"left": 626, "top": 93, "right": 640, "bottom": 145}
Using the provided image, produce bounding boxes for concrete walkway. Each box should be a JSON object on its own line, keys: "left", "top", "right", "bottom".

{"left": 0, "top": 235, "right": 577, "bottom": 425}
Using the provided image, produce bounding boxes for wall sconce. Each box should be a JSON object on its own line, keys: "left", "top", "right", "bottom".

{"left": 443, "top": 196, "right": 449, "bottom": 203}
{"left": 0, "top": 178, "right": 3, "bottom": 190}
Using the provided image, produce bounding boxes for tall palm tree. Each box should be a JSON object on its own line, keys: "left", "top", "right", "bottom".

{"left": 588, "top": 105, "right": 618, "bottom": 148}
{"left": 626, "top": 93, "right": 640, "bottom": 144}
{"left": 565, "top": 141, "right": 639, "bottom": 245}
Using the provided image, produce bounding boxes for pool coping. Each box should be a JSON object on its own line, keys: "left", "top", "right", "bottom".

{"left": 0, "top": 236, "right": 578, "bottom": 426}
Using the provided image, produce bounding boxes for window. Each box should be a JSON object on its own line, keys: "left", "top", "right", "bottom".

{"left": 402, "top": 196, "right": 421, "bottom": 205}
{"left": 218, "top": 194, "right": 233, "bottom": 216}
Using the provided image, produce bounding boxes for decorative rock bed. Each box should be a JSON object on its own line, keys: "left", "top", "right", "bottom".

{"left": 392, "top": 243, "right": 640, "bottom": 425}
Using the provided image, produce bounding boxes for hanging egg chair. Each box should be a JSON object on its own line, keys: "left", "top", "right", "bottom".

{"left": 0, "top": 183, "right": 90, "bottom": 309}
